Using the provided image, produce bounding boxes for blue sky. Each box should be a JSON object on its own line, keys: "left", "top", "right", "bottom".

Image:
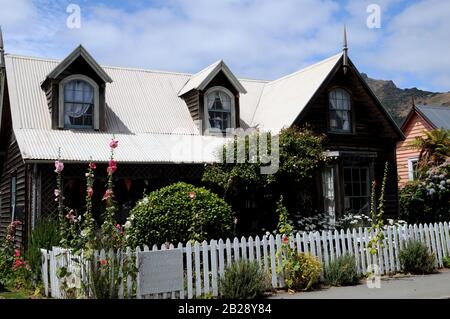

{"left": 1, "top": 0, "right": 450, "bottom": 92}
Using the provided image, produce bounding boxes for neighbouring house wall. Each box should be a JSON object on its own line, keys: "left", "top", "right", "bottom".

{"left": 397, "top": 112, "right": 433, "bottom": 187}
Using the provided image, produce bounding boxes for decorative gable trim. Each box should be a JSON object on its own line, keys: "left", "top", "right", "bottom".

{"left": 45, "top": 45, "right": 112, "bottom": 83}
{"left": 178, "top": 60, "right": 247, "bottom": 97}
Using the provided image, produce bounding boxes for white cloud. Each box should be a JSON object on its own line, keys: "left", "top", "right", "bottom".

{"left": 1, "top": 0, "right": 449, "bottom": 91}
{"left": 365, "top": 0, "right": 450, "bottom": 90}
{"left": 2, "top": 0, "right": 344, "bottom": 80}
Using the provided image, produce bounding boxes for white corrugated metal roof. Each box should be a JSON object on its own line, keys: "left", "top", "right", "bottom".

{"left": 251, "top": 53, "right": 342, "bottom": 132}
{"left": 4, "top": 51, "right": 342, "bottom": 162}
{"left": 15, "top": 129, "right": 228, "bottom": 163}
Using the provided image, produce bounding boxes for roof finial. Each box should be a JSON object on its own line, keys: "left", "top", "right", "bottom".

{"left": 411, "top": 95, "right": 415, "bottom": 107}
{"left": 343, "top": 24, "right": 349, "bottom": 75}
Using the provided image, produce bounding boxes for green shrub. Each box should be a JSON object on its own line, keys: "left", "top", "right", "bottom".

{"left": 284, "top": 252, "right": 322, "bottom": 291}
{"left": 399, "top": 240, "right": 436, "bottom": 274}
{"left": 126, "top": 182, "right": 234, "bottom": 246}
{"left": 219, "top": 260, "right": 269, "bottom": 299}
{"left": 25, "top": 216, "right": 61, "bottom": 287}
{"left": 324, "top": 254, "right": 360, "bottom": 286}
{"left": 443, "top": 255, "right": 450, "bottom": 268}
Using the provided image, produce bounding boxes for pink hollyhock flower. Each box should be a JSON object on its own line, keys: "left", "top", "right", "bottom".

{"left": 102, "top": 189, "right": 113, "bottom": 201}
{"left": 107, "top": 160, "right": 118, "bottom": 174}
{"left": 89, "top": 162, "right": 96, "bottom": 170}
{"left": 282, "top": 235, "right": 289, "bottom": 244}
{"left": 99, "top": 259, "right": 108, "bottom": 266}
{"left": 115, "top": 224, "right": 121, "bottom": 230}
{"left": 54, "top": 160, "right": 64, "bottom": 173}
{"left": 107, "top": 166, "right": 117, "bottom": 174}
{"left": 87, "top": 187, "right": 94, "bottom": 198}
{"left": 108, "top": 164, "right": 117, "bottom": 173}
{"left": 109, "top": 139, "right": 119, "bottom": 149}
{"left": 54, "top": 189, "right": 60, "bottom": 197}
{"left": 188, "top": 191, "right": 196, "bottom": 200}
{"left": 15, "top": 249, "right": 20, "bottom": 257}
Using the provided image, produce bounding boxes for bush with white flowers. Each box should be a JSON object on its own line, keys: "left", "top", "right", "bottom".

{"left": 400, "top": 159, "right": 450, "bottom": 223}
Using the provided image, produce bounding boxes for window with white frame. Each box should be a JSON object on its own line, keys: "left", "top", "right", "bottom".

{"left": 59, "top": 75, "right": 99, "bottom": 129}
{"left": 322, "top": 166, "right": 336, "bottom": 225}
{"left": 329, "top": 88, "right": 352, "bottom": 133}
{"left": 408, "top": 157, "right": 420, "bottom": 181}
{"left": 204, "top": 87, "right": 235, "bottom": 133}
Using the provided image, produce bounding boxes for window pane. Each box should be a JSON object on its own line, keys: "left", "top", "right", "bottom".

{"left": 344, "top": 166, "right": 369, "bottom": 212}
{"left": 64, "top": 79, "right": 94, "bottom": 128}
{"left": 207, "top": 90, "right": 233, "bottom": 131}
{"left": 329, "top": 88, "right": 351, "bottom": 131}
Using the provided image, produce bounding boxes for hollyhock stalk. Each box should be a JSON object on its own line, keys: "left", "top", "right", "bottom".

{"left": 55, "top": 148, "right": 69, "bottom": 247}
{"left": 82, "top": 160, "right": 96, "bottom": 248}
{"left": 101, "top": 137, "right": 120, "bottom": 249}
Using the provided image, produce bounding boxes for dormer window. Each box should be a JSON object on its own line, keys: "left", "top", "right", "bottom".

{"left": 58, "top": 74, "right": 100, "bottom": 130}
{"left": 329, "top": 88, "right": 352, "bottom": 133}
{"left": 64, "top": 79, "right": 93, "bottom": 128}
{"left": 204, "top": 87, "right": 235, "bottom": 133}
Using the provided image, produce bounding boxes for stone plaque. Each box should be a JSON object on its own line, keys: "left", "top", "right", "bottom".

{"left": 137, "top": 249, "right": 184, "bottom": 296}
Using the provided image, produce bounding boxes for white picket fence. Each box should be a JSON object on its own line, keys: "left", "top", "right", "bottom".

{"left": 41, "top": 221, "right": 450, "bottom": 299}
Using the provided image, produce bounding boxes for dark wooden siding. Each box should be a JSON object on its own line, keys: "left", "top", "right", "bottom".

{"left": 0, "top": 131, "right": 27, "bottom": 245}
{"left": 182, "top": 89, "right": 201, "bottom": 121}
{"left": 296, "top": 66, "right": 400, "bottom": 217}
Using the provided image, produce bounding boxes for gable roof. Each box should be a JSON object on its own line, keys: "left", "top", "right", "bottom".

{"left": 251, "top": 53, "right": 343, "bottom": 131}
{"left": 415, "top": 105, "right": 450, "bottom": 130}
{"left": 45, "top": 45, "right": 113, "bottom": 83}
{"left": 3, "top": 48, "right": 401, "bottom": 163}
{"left": 178, "top": 60, "right": 247, "bottom": 96}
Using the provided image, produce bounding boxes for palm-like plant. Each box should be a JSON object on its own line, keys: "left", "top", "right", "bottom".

{"left": 410, "top": 128, "right": 450, "bottom": 176}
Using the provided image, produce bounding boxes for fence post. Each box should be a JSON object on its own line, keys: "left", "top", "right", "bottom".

{"left": 40, "top": 249, "right": 49, "bottom": 297}
{"left": 248, "top": 237, "right": 255, "bottom": 261}
{"left": 268, "top": 235, "right": 277, "bottom": 288}
{"left": 194, "top": 241, "right": 201, "bottom": 298}
{"left": 275, "top": 234, "right": 285, "bottom": 288}
{"left": 255, "top": 236, "right": 262, "bottom": 269}
{"left": 262, "top": 235, "right": 269, "bottom": 273}
{"left": 322, "top": 230, "right": 329, "bottom": 268}
{"left": 202, "top": 241, "right": 210, "bottom": 296}
{"left": 210, "top": 240, "right": 218, "bottom": 298}
{"left": 218, "top": 239, "right": 225, "bottom": 277}
{"left": 241, "top": 237, "right": 248, "bottom": 260}
{"left": 186, "top": 242, "right": 193, "bottom": 299}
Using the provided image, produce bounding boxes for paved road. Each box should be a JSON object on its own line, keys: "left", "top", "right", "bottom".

{"left": 270, "top": 269, "right": 450, "bottom": 299}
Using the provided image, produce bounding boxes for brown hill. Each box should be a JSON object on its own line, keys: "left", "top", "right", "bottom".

{"left": 361, "top": 73, "right": 450, "bottom": 125}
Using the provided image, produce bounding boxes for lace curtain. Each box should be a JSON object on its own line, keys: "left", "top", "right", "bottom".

{"left": 64, "top": 80, "right": 94, "bottom": 125}
{"left": 207, "top": 91, "right": 232, "bottom": 130}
